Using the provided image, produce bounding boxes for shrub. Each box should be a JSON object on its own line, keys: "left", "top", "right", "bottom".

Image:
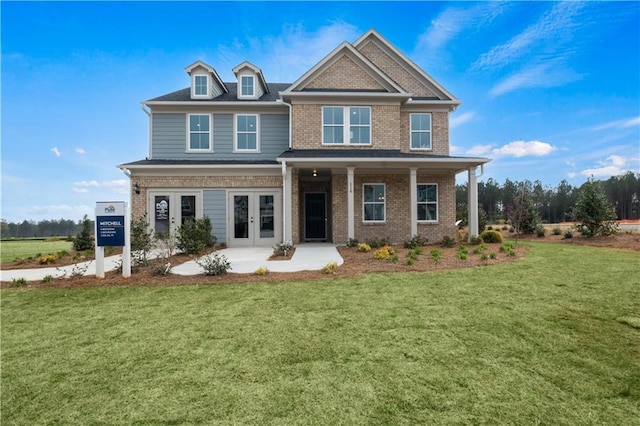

{"left": 195, "top": 252, "right": 231, "bottom": 276}
{"left": 480, "top": 253, "right": 490, "bottom": 261}
{"left": 430, "top": 248, "right": 441, "bottom": 264}
{"left": 176, "top": 217, "right": 215, "bottom": 255}
{"left": 501, "top": 225, "right": 509, "bottom": 231}
{"left": 322, "top": 262, "right": 338, "bottom": 274}
{"left": 487, "top": 225, "right": 493, "bottom": 230}
{"left": 563, "top": 229, "right": 574, "bottom": 239}
{"left": 73, "top": 215, "right": 94, "bottom": 251}
{"left": 403, "top": 235, "right": 429, "bottom": 249}
{"left": 367, "top": 236, "right": 391, "bottom": 249}
{"left": 254, "top": 266, "right": 269, "bottom": 276}
{"left": 469, "top": 235, "right": 483, "bottom": 245}
{"left": 572, "top": 178, "right": 618, "bottom": 237}
{"left": 489, "top": 252, "right": 498, "bottom": 259}
{"left": 457, "top": 245, "right": 468, "bottom": 260}
{"left": 41, "top": 275, "right": 54, "bottom": 283}
{"left": 357, "top": 243, "right": 371, "bottom": 253}
{"left": 479, "top": 230, "right": 503, "bottom": 244}
{"left": 536, "top": 225, "right": 546, "bottom": 238}
{"left": 346, "top": 238, "right": 359, "bottom": 248}
{"left": 38, "top": 253, "right": 59, "bottom": 265}
{"left": 273, "top": 242, "right": 294, "bottom": 257}
{"left": 552, "top": 227, "right": 563, "bottom": 236}
{"left": 373, "top": 245, "right": 395, "bottom": 260}
{"left": 57, "top": 250, "right": 69, "bottom": 258}
{"left": 131, "top": 215, "right": 154, "bottom": 268}
{"left": 440, "top": 235, "right": 456, "bottom": 248}
{"left": 10, "top": 277, "right": 28, "bottom": 287}
{"left": 406, "top": 257, "right": 415, "bottom": 266}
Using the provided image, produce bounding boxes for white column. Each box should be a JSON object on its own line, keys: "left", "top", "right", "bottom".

{"left": 468, "top": 166, "right": 479, "bottom": 239}
{"left": 123, "top": 203, "right": 131, "bottom": 278}
{"left": 347, "top": 167, "right": 355, "bottom": 240}
{"left": 410, "top": 168, "right": 417, "bottom": 237}
{"left": 282, "top": 162, "right": 293, "bottom": 244}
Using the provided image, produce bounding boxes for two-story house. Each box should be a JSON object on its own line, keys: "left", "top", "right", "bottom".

{"left": 119, "top": 29, "right": 489, "bottom": 247}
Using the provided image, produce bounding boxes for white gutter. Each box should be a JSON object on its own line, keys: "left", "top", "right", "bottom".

{"left": 143, "top": 101, "right": 287, "bottom": 107}
{"left": 140, "top": 102, "right": 152, "bottom": 159}
{"left": 276, "top": 98, "right": 293, "bottom": 149}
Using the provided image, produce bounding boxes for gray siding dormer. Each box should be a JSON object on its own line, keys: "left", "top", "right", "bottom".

{"left": 151, "top": 113, "right": 289, "bottom": 160}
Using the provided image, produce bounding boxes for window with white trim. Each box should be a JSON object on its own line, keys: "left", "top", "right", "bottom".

{"left": 235, "top": 114, "right": 258, "bottom": 151}
{"left": 322, "top": 106, "right": 371, "bottom": 145}
{"left": 417, "top": 183, "right": 438, "bottom": 222}
{"left": 240, "top": 75, "right": 254, "bottom": 97}
{"left": 194, "top": 75, "right": 208, "bottom": 97}
{"left": 363, "top": 183, "right": 385, "bottom": 222}
{"left": 410, "top": 113, "right": 432, "bottom": 150}
{"left": 188, "top": 114, "right": 211, "bottom": 151}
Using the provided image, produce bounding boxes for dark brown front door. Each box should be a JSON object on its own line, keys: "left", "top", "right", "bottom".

{"left": 305, "top": 193, "right": 326, "bottom": 240}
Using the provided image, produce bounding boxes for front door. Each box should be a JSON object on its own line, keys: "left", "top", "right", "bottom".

{"left": 149, "top": 191, "right": 202, "bottom": 235}
{"left": 305, "top": 192, "right": 327, "bottom": 240}
{"left": 228, "top": 191, "right": 280, "bottom": 247}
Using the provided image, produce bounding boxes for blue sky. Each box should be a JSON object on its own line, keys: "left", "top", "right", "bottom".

{"left": 2, "top": 1, "right": 639, "bottom": 222}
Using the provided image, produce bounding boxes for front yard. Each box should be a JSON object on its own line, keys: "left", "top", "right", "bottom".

{"left": 1, "top": 242, "right": 638, "bottom": 424}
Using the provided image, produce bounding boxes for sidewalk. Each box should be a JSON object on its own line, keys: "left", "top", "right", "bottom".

{"left": 1, "top": 244, "right": 344, "bottom": 282}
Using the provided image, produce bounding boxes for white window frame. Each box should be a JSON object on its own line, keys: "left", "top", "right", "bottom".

{"left": 186, "top": 113, "right": 213, "bottom": 152}
{"left": 191, "top": 74, "right": 209, "bottom": 98}
{"left": 417, "top": 183, "right": 438, "bottom": 222}
{"left": 362, "top": 183, "right": 386, "bottom": 223}
{"left": 234, "top": 114, "right": 259, "bottom": 152}
{"left": 322, "top": 106, "right": 371, "bottom": 146}
{"left": 239, "top": 75, "right": 255, "bottom": 98}
{"left": 410, "top": 113, "right": 432, "bottom": 151}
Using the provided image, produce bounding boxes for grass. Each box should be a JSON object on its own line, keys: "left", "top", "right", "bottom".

{"left": 2, "top": 242, "right": 639, "bottom": 425}
{"left": 0, "top": 238, "right": 73, "bottom": 263}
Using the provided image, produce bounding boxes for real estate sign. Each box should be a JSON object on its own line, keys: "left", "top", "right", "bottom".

{"left": 96, "top": 202, "right": 126, "bottom": 247}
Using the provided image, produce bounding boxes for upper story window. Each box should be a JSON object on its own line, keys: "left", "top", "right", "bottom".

{"left": 188, "top": 114, "right": 212, "bottom": 151}
{"left": 322, "top": 106, "right": 371, "bottom": 145}
{"left": 363, "top": 183, "right": 385, "bottom": 222}
{"left": 240, "top": 75, "right": 255, "bottom": 97}
{"left": 410, "top": 113, "right": 432, "bottom": 150}
{"left": 194, "top": 75, "right": 208, "bottom": 96}
{"left": 235, "top": 114, "right": 259, "bottom": 152}
{"left": 417, "top": 183, "right": 438, "bottom": 222}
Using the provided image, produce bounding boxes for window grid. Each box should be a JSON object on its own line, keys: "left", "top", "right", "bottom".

{"left": 241, "top": 76, "right": 254, "bottom": 97}
{"left": 188, "top": 114, "right": 211, "bottom": 151}
{"left": 363, "top": 183, "right": 386, "bottom": 222}
{"left": 410, "top": 113, "right": 432, "bottom": 150}
{"left": 194, "top": 75, "right": 208, "bottom": 96}
{"left": 417, "top": 183, "right": 438, "bottom": 222}
{"left": 322, "top": 106, "right": 371, "bottom": 145}
{"left": 236, "top": 114, "right": 258, "bottom": 151}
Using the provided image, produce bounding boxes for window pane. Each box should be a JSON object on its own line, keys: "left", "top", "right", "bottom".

{"left": 237, "top": 133, "right": 256, "bottom": 150}
{"left": 323, "top": 107, "right": 343, "bottom": 125}
{"left": 426, "top": 185, "right": 437, "bottom": 202}
{"left": 241, "top": 76, "right": 253, "bottom": 96}
{"left": 350, "top": 107, "right": 370, "bottom": 125}
{"left": 426, "top": 204, "right": 437, "bottom": 221}
{"left": 190, "top": 115, "right": 209, "bottom": 132}
{"left": 195, "top": 76, "right": 207, "bottom": 95}
{"left": 323, "top": 127, "right": 343, "bottom": 144}
{"left": 411, "top": 113, "right": 430, "bottom": 131}
{"left": 190, "top": 133, "right": 209, "bottom": 150}
{"left": 411, "top": 132, "right": 430, "bottom": 149}
{"left": 350, "top": 127, "right": 370, "bottom": 144}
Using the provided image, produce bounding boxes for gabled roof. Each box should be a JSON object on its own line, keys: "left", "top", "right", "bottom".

{"left": 281, "top": 41, "right": 407, "bottom": 96}
{"left": 145, "top": 83, "right": 290, "bottom": 104}
{"left": 353, "top": 29, "right": 460, "bottom": 104}
{"left": 232, "top": 61, "right": 269, "bottom": 94}
{"left": 184, "top": 60, "right": 228, "bottom": 94}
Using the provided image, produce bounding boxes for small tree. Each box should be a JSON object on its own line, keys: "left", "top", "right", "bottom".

{"left": 573, "top": 178, "right": 618, "bottom": 237}
{"left": 508, "top": 186, "right": 541, "bottom": 236}
{"left": 130, "top": 215, "right": 154, "bottom": 269}
{"left": 73, "top": 215, "right": 94, "bottom": 251}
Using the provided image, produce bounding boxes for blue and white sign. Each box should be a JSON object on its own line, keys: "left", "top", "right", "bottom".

{"left": 96, "top": 202, "right": 126, "bottom": 247}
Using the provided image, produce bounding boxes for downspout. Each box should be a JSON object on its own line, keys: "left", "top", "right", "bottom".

{"left": 282, "top": 161, "right": 287, "bottom": 244}
{"left": 278, "top": 98, "right": 293, "bottom": 150}
{"left": 140, "top": 102, "right": 152, "bottom": 159}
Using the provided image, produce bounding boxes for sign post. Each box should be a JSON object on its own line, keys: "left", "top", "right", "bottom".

{"left": 95, "top": 201, "right": 130, "bottom": 278}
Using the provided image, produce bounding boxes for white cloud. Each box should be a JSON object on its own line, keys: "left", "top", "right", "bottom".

{"left": 103, "top": 179, "right": 129, "bottom": 195}
{"left": 51, "top": 147, "right": 62, "bottom": 157}
{"left": 489, "top": 62, "right": 583, "bottom": 97}
{"left": 473, "top": 1, "right": 587, "bottom": 70}
{"left": 567, "top": 172, "right": 577, "bottom": 178}
{"left": 450, "top": 111, "right": 476, "bottom": 129}
{"left": 492, "top": 140, "right": 557, "bottom": 157}
{"left": 580, "top": 155, "right": 632, "bottom": 178}
{"left": 75, "top": 147, "right": 86, "bottom": 155}
{"left": 591, "top": 116, "right": 640, "bottom": 131}
{"left": 466, "top": 144, "right": 493, "bottom": 156}
{"left": 74, "top": 180, "right": 99, "bottom": 187}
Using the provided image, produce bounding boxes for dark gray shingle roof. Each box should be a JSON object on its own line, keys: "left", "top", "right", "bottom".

{"left": 147, "top": 83, "right": 291, "bottom": 102}
{"left": 277, "top": 149, "right": 473, "bottom": 160}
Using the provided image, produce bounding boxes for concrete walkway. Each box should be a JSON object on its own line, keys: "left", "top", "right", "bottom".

{"left": 1, "top": 244, "right": 344, "bottom": 281}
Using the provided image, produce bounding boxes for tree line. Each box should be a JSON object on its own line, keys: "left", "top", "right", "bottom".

{"left": 1, "top": 218, "right": 95, "bottom": 239}
{"left": 457, "top": 172, "right": 639, "bottom": 224}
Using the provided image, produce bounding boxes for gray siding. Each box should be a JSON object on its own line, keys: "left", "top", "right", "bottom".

{"left": 204, "top": 190, "right": 227, "bottom": 244}
{"left": 151, "top": 113, "right": 289, "bottom": 160}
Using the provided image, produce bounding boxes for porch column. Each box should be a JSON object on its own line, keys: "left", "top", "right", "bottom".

{"left": 409, "top": 168, "right": 417, "bottom": 237}
{"left": 282, "top": 162, "right": 293, "bottom": 244}
{"left": 347, "top": 167, "right": 355, "bottom": 240}
{"left": 468, "top": 166, "right": 479, "bottom": 238}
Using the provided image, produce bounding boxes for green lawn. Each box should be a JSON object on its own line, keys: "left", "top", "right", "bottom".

{"left": 0, "top": 239, "right": 73, "bottom": 263}
{"left": 2, "top": 242, "right": 639, "bottom": 425}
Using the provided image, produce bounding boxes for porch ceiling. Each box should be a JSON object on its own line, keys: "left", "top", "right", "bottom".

{"left": 277, "top": 149, "right": 490, "bottom": 174}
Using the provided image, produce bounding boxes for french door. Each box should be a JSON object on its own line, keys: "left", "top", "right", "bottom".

{"left": 148, "top": 190, "right": 202, "bottom": 235}
{"left": 228, "top": 191, "right": 280, "bottom": 247}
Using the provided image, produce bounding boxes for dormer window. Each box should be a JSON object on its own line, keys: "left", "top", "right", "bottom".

{"left": 194, "top": 75, "right": 208, "bottom": 96}
{"left": 240, "top": 75, "right": 255, "bottom": 98}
